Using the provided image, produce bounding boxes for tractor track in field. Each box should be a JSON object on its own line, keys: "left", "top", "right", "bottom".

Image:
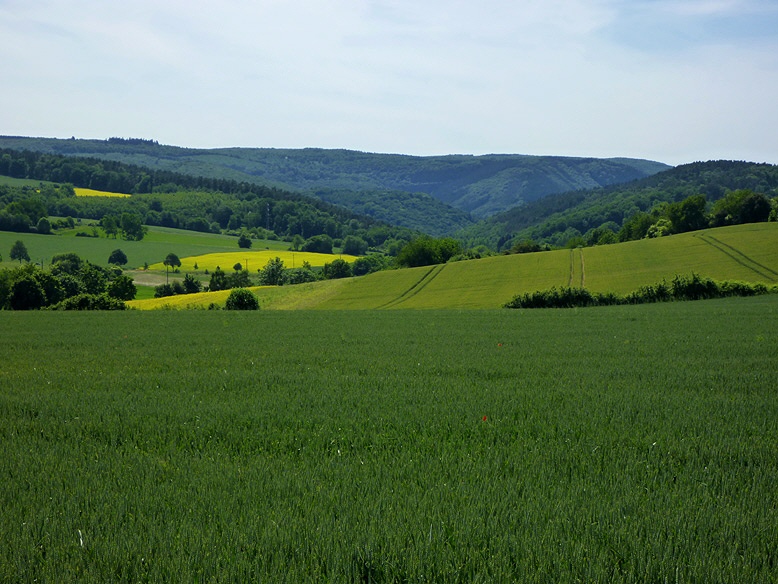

{"left": 568, "top": 248, "right": 585, "bottom": 288}
{"left": 377, "top": 264, "right": 446, "bottom": 309}
{"left": 694, "top": 232, "right": 778, "bottom": 282}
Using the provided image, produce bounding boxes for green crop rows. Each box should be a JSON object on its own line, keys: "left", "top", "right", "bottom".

{"left": 2, "top": 299, "right": 777, "bottom": 582}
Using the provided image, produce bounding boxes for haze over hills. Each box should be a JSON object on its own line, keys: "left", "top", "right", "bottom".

{"left": 0, "top": 136, "right": 669, "bottom": 223}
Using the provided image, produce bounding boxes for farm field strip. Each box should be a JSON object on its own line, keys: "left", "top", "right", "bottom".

{"left": 1, "top": 299, "right": 777, "bottom": 581}
{"left": 73, "top": 187, "right": 131, "bottom": 198}
{"left": 147, "top": 250, "right": 358, "bottom": 272}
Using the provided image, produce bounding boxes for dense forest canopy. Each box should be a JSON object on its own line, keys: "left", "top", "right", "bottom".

{"left": 459, "top": 160, "right": 778, "bottom": 249}
{"left": 0, "top": 136, "right": 670, "bottom": 227}
{"left": 0, "top": 148, "right": 415, "bottom": 249}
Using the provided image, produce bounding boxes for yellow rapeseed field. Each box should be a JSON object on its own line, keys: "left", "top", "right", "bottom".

{"left": 148, "top": 251, "right": 357, "bottom": 272}
{"left": 74, "top": 187, "right": 131, "bottom": 198}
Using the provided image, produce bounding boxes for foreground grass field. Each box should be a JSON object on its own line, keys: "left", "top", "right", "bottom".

{"left": 1, "top": 298, "right": 777, "bottom": 582}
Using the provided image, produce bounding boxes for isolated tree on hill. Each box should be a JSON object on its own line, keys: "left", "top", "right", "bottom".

{"left": 10, "top": 240, "right": 30, "bottom": 263}
{"left": 238, "top": 233, "right": 252, "bottom": 249}
{"left": 164, "top": 252, "right": 181, "bottom": 284}
{"left": 108, "top": 249, "right": 128, "bottom": 266}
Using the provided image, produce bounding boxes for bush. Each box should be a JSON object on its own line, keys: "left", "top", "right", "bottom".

{"left": 225, "top": 288, "right": 259, "bottom": 310}
{"left": 238, "top": 233, "right": 252, "bottom": 249}
{"left": 154, "top": 283, "right": 175, "bottom": 298}
{"left": 52, "top": 293, "right": 126, "bottom": 311}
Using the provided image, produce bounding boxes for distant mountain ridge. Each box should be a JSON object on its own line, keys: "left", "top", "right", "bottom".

{"left": 0, "top": 136, "right": 670, "bottom": 223}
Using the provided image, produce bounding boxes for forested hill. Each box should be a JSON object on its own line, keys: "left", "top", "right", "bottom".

{"left": 0, "top": 136, "right": 669, "bottom": 221}
{"left": 459, "top": 160, "right": 778, "bottom": 249}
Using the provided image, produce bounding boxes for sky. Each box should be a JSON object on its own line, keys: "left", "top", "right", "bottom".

{"left": 1, "top": 0, "right": 777, "bottom": 166}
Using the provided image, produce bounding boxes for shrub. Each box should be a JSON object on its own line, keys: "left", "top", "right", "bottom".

{"left": 225, "top": 288, "right": 259, "bottom": 310}
{"left": 52, "top": 293, "right": 126, "bottom": 310}
{"left": 504, "top": 274, "right": 773, "bottom": 309}
{"left": 154, "top": 283, "right": 175, "bottom": 298}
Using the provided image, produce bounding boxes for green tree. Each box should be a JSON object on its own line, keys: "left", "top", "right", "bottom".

{"left": 9, "top": 277, "right": 46, "bottom": 310}
{"left": 36, "top": 217, "right": 52, "bottom": 235}
{"left": 259, "top": 257, "right": 286, "bottom": 286}
{"left": 710, "top": 190, "right": 771, "bottom": 226}
{"left": 666, "top": 194, "right": 708, "bottom": 234}
{"left": 209, "top": 267, "right": 228, "bottom": 291}
{"left": 108, "top": 249, "right": 128, "bottom": 266}
{"left": 164, "top": 252, "right": 181, "bottom": 284}
{"left": 183, "top": 273, "right": 202, "bottom": 294}
{"left": 290, "top": 234, "right": 304, "bottom": 251}
{"left": 322, "top": 258, "right": 352, "bottom": 279}
{"left": 102, "top": 215, "right": 119, "bottom": 238}
{"left": 154, "top": 283, "right": 175, "bottom": 298}
{"left": 238, "top": 233, "right": 252, "bottom": 249}
{"left": 51, "top": 252, "right": 83, "bottom": 275}
{"left": 120, "top": 213, "right": 146, "bottom": 241}
{"left": 395, "top": 236, "right": 461, "bottom": 268}
{"left": 301, "top": 234, "right": 333, "bottom": 254}
{"left": 106, "top": 274, "right": 136, "bottom": 300}
{"left": 78, "top": 263, "right": 108, "bottom": 295}
{"left": 227, "top": 270, "right": 252, "bottom": 289}
{"left": 10, "top": 240, "right": 30, "bottom": 263}
{"left": 342, "top": 235, "right": 368, "bottom": 256}
{"left": 224, "top": 288, "right": 259, "bottom": 310}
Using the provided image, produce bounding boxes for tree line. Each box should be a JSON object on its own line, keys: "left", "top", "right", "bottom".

{"left": 0, "top": 148, "right": 417, "bottom": 250}
{"left": 0, "top": 250, "right": 133, "bottom": 310}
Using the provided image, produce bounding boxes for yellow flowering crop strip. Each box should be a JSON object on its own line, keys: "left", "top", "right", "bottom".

{"left": 147, "top": 250, "right": 357, "bottom": 272}
{"left": 74, "top": 187, "right": 131, "bottom": 198}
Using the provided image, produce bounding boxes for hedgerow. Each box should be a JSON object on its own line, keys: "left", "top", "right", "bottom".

{"left": 504, "top": 273, "right": 774, "bottom": 309}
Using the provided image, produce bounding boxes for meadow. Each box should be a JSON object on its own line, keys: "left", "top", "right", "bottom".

{"left": 1, "top": 298, "right": 777, "bottom": 582}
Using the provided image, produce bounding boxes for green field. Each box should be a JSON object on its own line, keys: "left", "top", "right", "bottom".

{"left": 0, "top": 226, "right": 289, "bottom": 272}
{"left": 1, "top": 299, "right": 776, "bottom": 581}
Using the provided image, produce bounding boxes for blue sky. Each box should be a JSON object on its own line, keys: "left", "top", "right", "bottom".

{"left": 1, "top": 0, "right": 777, "bottom": 165}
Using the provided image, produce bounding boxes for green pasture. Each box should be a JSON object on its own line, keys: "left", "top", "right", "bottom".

{"left": 0, "top": 226, "right": 288, "bottom": 272}
{"left": 0, "top": 176, "right": 52, "bottom": 188}
{"left": 1, "top": 298, "right": 777, "bottom": 581}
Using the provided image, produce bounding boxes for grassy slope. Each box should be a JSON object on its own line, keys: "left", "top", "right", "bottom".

{"left": 125, "top": 222, "right": 778, "bottom": 310}
{"left": 315, "top": 222, "right": 778, "bottom": 309}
